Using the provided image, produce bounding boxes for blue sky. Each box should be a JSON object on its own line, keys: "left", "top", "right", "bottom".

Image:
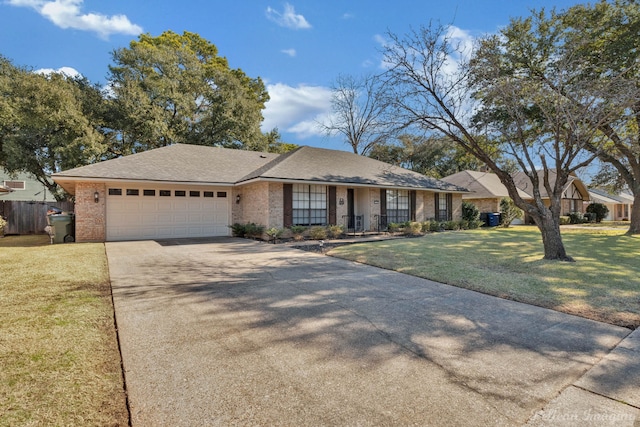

{"left": 0, "top": 0, "right": 586, "bottom": 152}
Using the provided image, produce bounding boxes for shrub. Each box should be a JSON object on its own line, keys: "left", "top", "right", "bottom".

{"left": 559, "top": 216, "right": 571, "bottom": 225}
{"left": 229, "top": 223, "right": 246, "bottom": 237}
{"left": 265, "top": 227, "right": 283, "bottom": 242}
{"left": 0, "top": 216, "right": 6, "bottom": 236}
{"left": 308, "top": 226, "right": 327, "bottom": 240}
{"left": 586, "top": 203, "right": 609, "bottom": 223}
{"left": 461, "top": 201, "right": 480, "bottom": 222}
{"left": 568, "top": 212, "right": 584, "bottom": 224}
{"left": 458, "top": 219, "right": 469, "bottom": 230}
{"left": 327, "top": 224, "right": 344, "bottom": 239}
{"left": 468, "top": 219, "right": 482, "bottom": 229}
{"left": 443, "top": 220, "right": 459, "bottom": 231}
{"left": 289, "top": 225, "right": 306, "bottom": 241}
{"left": 429, "top": 221, "right": 442, "bottom": 232}
{"left": 499, "top": 198, "right": 523, "bottom": 228}
{"left": 388, "top": 222, "right": 401, "bottom": 233}
{"left": 405, "top": 221, "right": 423, "bottom": 236}
{"left": 244, "top": 223, "right": 265, "bottom": 239}
{"left": 421, "top": 220, "right": 433, "bottom": 233}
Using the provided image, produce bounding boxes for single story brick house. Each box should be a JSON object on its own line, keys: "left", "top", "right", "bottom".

{"left": 588, "top": 188, "right": 634, "bottom": 221}
{"left": 52, "top": 144, "right": 467, "bottom": 242}
{"left": 441, "top": 170, "right": 530, "bottom": 213}
{"left": 443, "top": 169, "right": 590, "bottom": 223}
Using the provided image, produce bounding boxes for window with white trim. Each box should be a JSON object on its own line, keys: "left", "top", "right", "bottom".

{"left": 3, "top": 180, "right": 25, "bottom": 190}
{"left": 293, "top": 184, "right": 327, "bottom": 226}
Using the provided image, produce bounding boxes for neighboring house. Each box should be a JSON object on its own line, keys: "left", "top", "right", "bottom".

{"left": 0, "top": 169, "right": 57, "bottom": 202}
{"left": 442, "top": 169, "right": 590, "bottom": 224}
{"left": 511, "top": 170, "right": 590, "bottom": 223}
{"left": 588, "top": 188, "right": 634, "bottom": 221}
{"left": 441, "top": 170, "right": 530, "bottom": 213}
{"left": 0, "top": 169, "right": 70, "bottom": 235}
{"left": 52, "top": 144, "right": 468, "bottom": 242}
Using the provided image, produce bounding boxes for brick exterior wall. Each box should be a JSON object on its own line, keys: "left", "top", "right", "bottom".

{"left": 452, "top": 194, "right": 463, "bottom": 220}
{"left": 268, "top": 183, "right": 284, "bottom": 228}
{"left": 237, "top": 182, "right": 271, "bottom": 227}
{"left": 422, "top": 191, "right": 436, "bottom": 220}
{"left": 232, "top": 183, "right": 465, "bottom": 235}
{"left": 466, "top": 198, "right": 501, "bottom": 213}
{"left": 75, "top": 182, "right": 106, "bottom": 242}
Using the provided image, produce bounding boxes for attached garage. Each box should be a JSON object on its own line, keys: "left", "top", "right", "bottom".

{"left": 105, "top": 185, "right": 231, "bottom": 241}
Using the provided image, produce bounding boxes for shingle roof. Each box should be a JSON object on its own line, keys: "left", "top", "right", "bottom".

{"left": 53, "top": 144, "right": 468, "bottom": 192}
{"left": 441, "top": 170, "right": 529, "bottom": 199}
{"left": 511, "top": 170, "right": 589, "bottom": 200}
{"left": 240, "top": 146, "right": 467, "bottom": 191}
{"left": 589, "top": 188, "right": 634, "bottom": 204}
{"left": 53, "top": 144, "right": 279, "bottom": 184}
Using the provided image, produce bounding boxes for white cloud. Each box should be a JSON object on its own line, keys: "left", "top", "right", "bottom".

{"left": 373, "top": 34, "right": 388, "bottom": 47}
{"left": 35, "top": 66, "right": 82, "bottom": 78}
{"left": 262, "top": 83, "right": 332, "bottom": 139}
{"left": 281, "top": 48, "right": 297, "bottom": 57}
{"left": 266, "top": 3, "right": 311, "bottom": 30}
{"left": 441, "top": 25, "right": 476, "bottom": 76}
{"left": 7, "top": 0, "right": 142, "bottom": 39}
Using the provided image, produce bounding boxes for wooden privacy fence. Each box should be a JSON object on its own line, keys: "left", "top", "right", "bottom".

{"left": 0, "top": 200, "right": 74, "bottom": 235}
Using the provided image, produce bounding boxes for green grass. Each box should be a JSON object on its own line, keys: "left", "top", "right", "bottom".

{"left": 329, "top": 226, "right": 640, "bottom": 328}
{"left": 0, "top": 235, "right": 128, "bottom": 426}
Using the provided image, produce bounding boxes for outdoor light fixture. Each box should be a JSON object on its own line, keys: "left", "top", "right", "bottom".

{"left": 94, "top": 191, "right": 99, "bottom": 203}
{"left": 339, "top": 198, "right": 344, "bottom": 205}
{"left": 236, "top": 194, "right": 241, "bottom": 204}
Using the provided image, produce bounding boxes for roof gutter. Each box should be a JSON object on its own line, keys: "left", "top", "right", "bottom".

{"left": 237, "top": 177, "right": 470, "bottom": 193}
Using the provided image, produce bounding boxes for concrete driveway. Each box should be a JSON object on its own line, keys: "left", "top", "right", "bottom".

{"left": 106, "top": 237, "right": 635, "bottom": 426}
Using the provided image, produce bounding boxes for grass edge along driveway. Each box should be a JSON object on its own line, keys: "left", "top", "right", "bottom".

{"left": 0, "top": 235, "right": 128, "bottom": 427}
{"left": 329, "top": 226, "right": 640, "bottom": 329}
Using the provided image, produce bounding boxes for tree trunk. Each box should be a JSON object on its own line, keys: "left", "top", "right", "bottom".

{"left": 533, "top": 212, "right": 575, "bottom": 262}
{"left": 626, "top": 191, "right": 640, "bottom": 235}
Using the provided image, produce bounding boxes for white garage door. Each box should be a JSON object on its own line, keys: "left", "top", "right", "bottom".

{"left": 106, "top": 186, "right": 230, "bottom": 241}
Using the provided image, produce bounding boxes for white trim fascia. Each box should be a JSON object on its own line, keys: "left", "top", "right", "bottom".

{"left": 237, "top": 177, "right": 470, "bottom": 193}
{"left": 53, "top": 176, "right": 235, "bottom": 187}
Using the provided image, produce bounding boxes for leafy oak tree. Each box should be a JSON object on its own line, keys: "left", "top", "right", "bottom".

{"left": 554, "top": 1, "right": 640, "bottom": 235}
{"left": 369, "top": 134, "right": 485, "bottom": 178}
{"left": 0, "top": 57, "right": 107, "bottom": 199}
{"left": 107, "top": 31, "right": 270, "bottom": 155}
{"left": 382, "top": 15, "right": 618, "bottom": 261}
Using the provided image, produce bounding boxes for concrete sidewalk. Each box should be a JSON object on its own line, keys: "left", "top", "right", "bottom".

{"left": 528, "top": 328, "right": 639, "bottom": 426}
{"left": 106, "top": 238, "right": 638, "bottom": 426}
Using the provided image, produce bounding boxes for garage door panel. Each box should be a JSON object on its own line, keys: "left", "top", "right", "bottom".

{"left": 107, "top": 186, "right": 230, "bottom": 241}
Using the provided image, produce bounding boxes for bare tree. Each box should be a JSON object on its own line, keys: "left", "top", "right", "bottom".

{"left": 319, "top": 73, "right": 397, "bottom": 155}
{"left": 382, "top": 18, "right": 616, "bottom": 261}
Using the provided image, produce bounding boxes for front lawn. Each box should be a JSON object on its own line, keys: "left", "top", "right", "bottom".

{"left": 0, "top": 235, "right": 128, "bottom": 426}
{"left": 329, "top": 226, "right": 640, "bottom": 328}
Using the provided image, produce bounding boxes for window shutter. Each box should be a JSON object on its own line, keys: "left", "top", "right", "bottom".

{"left": 434, "top": 193, "right": 440, "bottom": 221}
{"left": 380, "top": 189, "right": 387, "bottom": 216}
{"left": 328, "top": 186, "right": 337, "bottom": 225}
{"left": 283, "top": 184, "right": 293, "bottom": 227}
{"left": 447, "top": 193, "right": 453, "bottom": 221}
{"left": 410, "top": 190, "right": 417, "bottom": 221}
